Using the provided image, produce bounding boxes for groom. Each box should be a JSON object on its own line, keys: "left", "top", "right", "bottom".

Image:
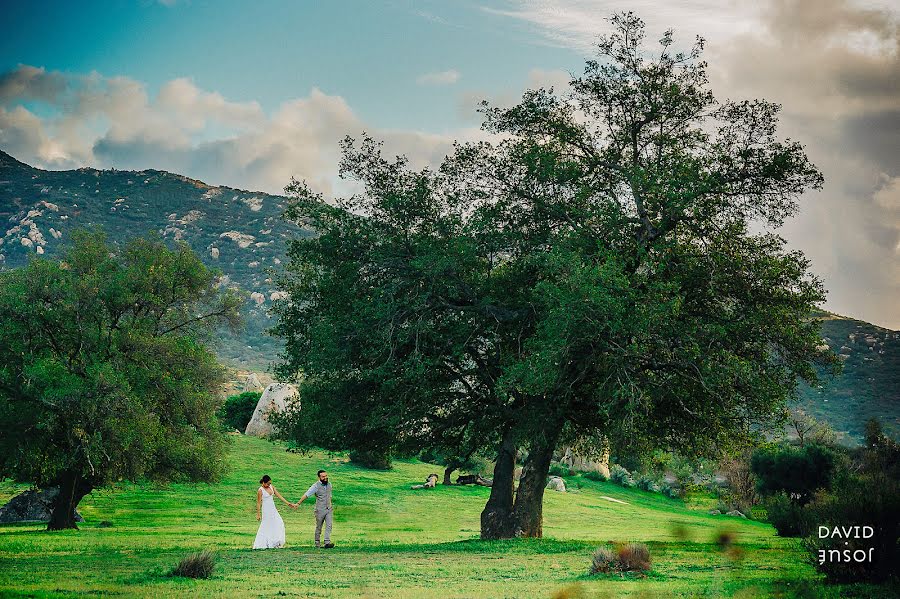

{"left": 296, "top": 469, "right": 334, "bottom": 548}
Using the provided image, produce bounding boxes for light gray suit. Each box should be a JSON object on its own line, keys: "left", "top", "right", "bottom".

{"left": 303, "top": 481, "right": 333, "bottom": 546}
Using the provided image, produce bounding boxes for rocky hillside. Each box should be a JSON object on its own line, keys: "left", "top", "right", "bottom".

{"left": 0, "top": 149, "right": 312, "bottom": 368}
{"left": 798, "top": 313, "right": 900, "bottom": 442}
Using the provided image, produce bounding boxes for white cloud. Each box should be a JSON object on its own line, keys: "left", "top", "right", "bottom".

{"left": 417, "top": 69, "right": 461, "bottom": 86}
{"left": 483, "top": 0, "right": 900, "bottom": 328}
{"left": 0, "top": 67, "right": 465, "bottom": 197}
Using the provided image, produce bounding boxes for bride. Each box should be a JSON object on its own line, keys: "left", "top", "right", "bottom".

{"left": 253, "top": 475, "right": 295, "bottom": 549}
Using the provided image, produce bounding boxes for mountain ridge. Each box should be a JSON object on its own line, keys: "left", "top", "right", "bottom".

{"left": 1, "top": 149, "right": 896, "bottom": 440}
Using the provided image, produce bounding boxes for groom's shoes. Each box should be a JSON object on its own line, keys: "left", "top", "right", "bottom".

{"left": 323, "top": 543, "right": 335, "bottom": 549}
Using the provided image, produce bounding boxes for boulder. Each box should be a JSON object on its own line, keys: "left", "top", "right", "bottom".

{"left": 726, "top": 510, "right": 747, "bottom": 518}
{"left": 242, "top": 373, "right": 263, "bottom": 393}
{"left": 0, "top": 488, "right": 84, "bottom": 523}
{"left": 546, "top": 476, "right": 567, "bottom": 492}
{"left": 556, "top": 446, "right": 610, "bottom": 479}
{"left": 244, "top": 383, "right": 298, "bottom": 437}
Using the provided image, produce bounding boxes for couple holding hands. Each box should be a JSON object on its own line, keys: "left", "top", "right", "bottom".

{"left": 253, "top": 470, "right": 334, "bottom": 550}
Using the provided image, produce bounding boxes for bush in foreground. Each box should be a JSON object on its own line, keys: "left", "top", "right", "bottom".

{"left": 589, "top": 543, "right": 652, "bottom": 575}
{"left": 171, "top": 550, "right": 216, "bottom": 579}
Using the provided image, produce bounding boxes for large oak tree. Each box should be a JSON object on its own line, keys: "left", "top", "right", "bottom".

{"left": 0, "top": 230, "right": 242, "bottom": 529}
{"left": 273, "top": 13, "right": 835, "bottom": 539}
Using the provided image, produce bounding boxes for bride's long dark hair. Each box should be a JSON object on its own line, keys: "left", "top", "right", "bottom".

{"left": 260, "top": 475, "right": 271, "bottom": 484}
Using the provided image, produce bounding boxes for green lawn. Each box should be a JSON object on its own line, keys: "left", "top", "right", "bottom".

{"left": 0, "top": 435, "right": 888, "bottom": 598}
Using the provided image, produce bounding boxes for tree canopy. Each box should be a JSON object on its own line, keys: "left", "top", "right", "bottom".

{"left": 0, "top": 229, "right": 242, "bottom": 529}
{"left": 272, "top": 12, "right": 835, "bottom": 539}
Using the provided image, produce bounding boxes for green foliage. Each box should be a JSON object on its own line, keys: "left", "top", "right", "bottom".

{"left": 170, "top": 550, "right": 216, "bottom": 579}
{"left": 272, "top": 12, "right": 832, "bottom": 537}
{"left": 609, "top": 465, "right": 635, "bottom": 488}
{"left": 804, "top": 420, "right": 900, "bottom": 583}
{"left": 549, "top": 463, "right": 575, "bottom": 477}
{"left": 349, "top": 449, "right": 392, "bottom": 470}
{"left": 0, "top": 229, "right": 241, "bottom": 525}
{"left": 219, "top": 391, "right": 261, "bottom": 432}
{"left": 764, "top": 492, "right": 815, "bottom": 537}
{"left": 636, "top": 474, "right": 661, "bottom": 493}
{"left": 751, "top": 443, "right": 838, "bottom": 504}
{"left": 582, "top": 470, "right": 608, "bottom": 482}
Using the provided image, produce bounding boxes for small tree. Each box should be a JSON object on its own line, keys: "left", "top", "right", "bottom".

{"left": 0, "top": 229, "right": 242, "bottom": 529}
{"left": 751, "top": 443, "right": 838, "bottom": 505}
{"left": 219, "top": 391, "right": 262, "bottom": 431}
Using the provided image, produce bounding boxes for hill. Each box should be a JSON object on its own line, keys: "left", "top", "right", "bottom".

{"left": 798, "top": 313, "right": 900, "bottom": 441}
{"left": 1, "top": 149, "right": 897, "bottom": 439}
{"left": 0, "top": 149, "right": 313, "bottom": 369}
{"left": 0, "top": 434, "right": 876, "bottom": 598}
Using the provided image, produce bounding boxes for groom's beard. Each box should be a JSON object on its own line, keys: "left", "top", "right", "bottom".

{"left": 321, "top": 478, "right": 328, "bottom": 485}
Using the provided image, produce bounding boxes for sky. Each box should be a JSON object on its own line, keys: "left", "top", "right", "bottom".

{"left": 1, "top": 0, "right": 898, "bottom": 328}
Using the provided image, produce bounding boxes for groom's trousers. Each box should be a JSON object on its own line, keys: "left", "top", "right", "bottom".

{"left": 314, "top": 507, "right": 332, "bottom": 546}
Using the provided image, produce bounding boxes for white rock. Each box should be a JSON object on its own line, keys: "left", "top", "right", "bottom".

{"left": 36, "top": 246, "right": 44, "bottom": 254}
{"left": 546, "top": 476, "right": 566, "bottom": 492}
{"left": 244, "top": 383, "right": 298, "bottom": 437}
{"left": 269, "top": 291, "right": 289, "bottom": 302}
{"left": 242, "top": 196, "right": 263, "bottom": 212}
{"left": 251, "top": 292, "right": 265, "bottom": 305}
{"left": 243, "top": 373, "right": 263, "bottom": 392}
{"left": 210, "top": 247, "right": 219, "bottom": 259}
{"left": 20, "top": 238, "right": 33, "bottom": 247}
{"left": 220, "top": 231, "right": 255, "bottom": 248}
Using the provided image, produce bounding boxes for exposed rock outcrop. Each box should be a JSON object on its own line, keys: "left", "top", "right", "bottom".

{"left": 0, "top": 488, "right": 84, "bottom": 523}
{"left": 244, "top": 383, "right": 298, "bottom": 437}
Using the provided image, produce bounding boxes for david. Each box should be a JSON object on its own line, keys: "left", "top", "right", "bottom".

{"left": 818, "top": 525, "right": 875, "bottom": 539}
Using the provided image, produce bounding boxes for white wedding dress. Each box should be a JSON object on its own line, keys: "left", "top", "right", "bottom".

{"left": 253, "top": 486, "right": 286, "bottom": 549}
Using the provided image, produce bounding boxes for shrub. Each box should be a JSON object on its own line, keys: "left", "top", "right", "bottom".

{"left": 589, "top": 546, "right": 616, "bottom": 574}
{"left": 751, "top": 442, "right": 837, "bottom": 505}
{"left": 549, "top": 462, "right": 574, "bottom": 477}
{"left": 582, "top": 469, "right": 608, "bottom": 482}
{"left": 764, "top": 492, "right": 814, "bottom": 537}
{"left": 609, "top": 465, "right": 635, "bottom": 487}
{"left": 617, "top": 543, "right": 652, "bottom": 572}
{"left": 589, "top": 543, "right": 652, "bottom": 575}
{"left": 661, "top": 483, "right": 683, "bottom": 499}
{"left": 349, "top": 448, "right": 392, "bottom": 470}
{"left": 170, "top": 550, "right": 216, "bottom": 579}
{"left": 219, "top": 391, "right": 261, "bottom": 431}
{"left": 636, "top": 474, "right": 660, "bottom": 493}
{"left": 803, "top": 423, "right": 900, "bottom": 583}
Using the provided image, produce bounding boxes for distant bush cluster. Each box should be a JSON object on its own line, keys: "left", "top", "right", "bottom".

{"left": 219, "top": 391, "right": 261, "bottom": 432}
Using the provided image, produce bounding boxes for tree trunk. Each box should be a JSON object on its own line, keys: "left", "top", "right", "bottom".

{"left": 443, "top": 464, "right": 455, "bottom": 486}
{"left": 480, "top": 430, "right": 517, "bottom": 539}
{"left": 47, "top": 472, "right": 92, "bottom": 531}
{"left": 511, "top": 429, "right": 560, "bottom": 538}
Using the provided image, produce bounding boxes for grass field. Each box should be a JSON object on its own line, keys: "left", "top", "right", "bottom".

{"left": 0, "top": 435, "right": 891, "bottom": 598}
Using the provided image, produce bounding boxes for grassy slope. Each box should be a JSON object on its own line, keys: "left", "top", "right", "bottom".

{"left": 2, "top": 436, "right": 886, "bottom": 598}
